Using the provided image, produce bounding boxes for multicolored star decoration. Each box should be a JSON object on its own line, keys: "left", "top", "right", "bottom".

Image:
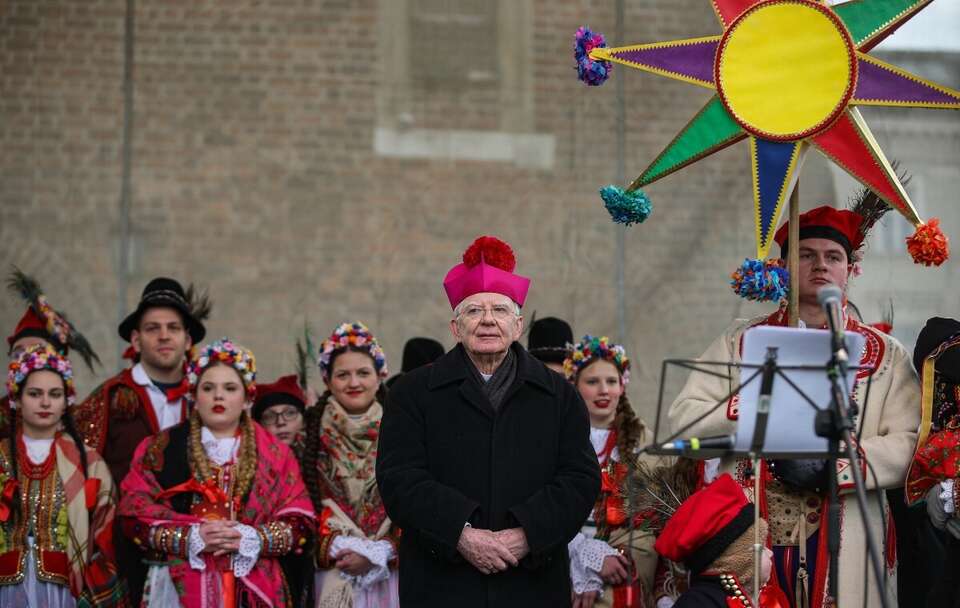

{"left": 576, "top": 0, "right": 957, "bottom": 296}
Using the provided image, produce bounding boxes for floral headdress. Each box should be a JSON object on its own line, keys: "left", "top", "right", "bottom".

{"left": 317, "top": 321, "right": 388, "bottom": 381}
{"left": 187, "top": 337, "right": 257, "bottom": 400}
{"left": 563, "top": 335, "right": 631, "bottom": 385}
{"left": 6, "top": 344, "right": 76, "bottom": 408}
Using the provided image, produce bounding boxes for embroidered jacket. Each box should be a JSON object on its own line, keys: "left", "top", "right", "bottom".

{"left": 0, "top": 433, "right": 127, "bottom": 607}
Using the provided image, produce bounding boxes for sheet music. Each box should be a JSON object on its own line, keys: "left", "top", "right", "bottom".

{"left": 734, "top": 326, "right": 865, "bottom": 456}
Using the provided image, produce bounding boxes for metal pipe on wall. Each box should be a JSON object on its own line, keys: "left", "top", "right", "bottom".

{"left": 117, "top": 0, "right": 135, "bottom": 366}
{"left": 615, "top": 0, "right": 627, "bottom": 345}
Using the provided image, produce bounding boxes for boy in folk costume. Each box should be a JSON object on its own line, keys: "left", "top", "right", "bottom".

{"left": 669, "top": 201, "right": 921, "bottom": 608}
{"left": 0, "top": 345, "right": 126, "bottom": 607}
{"left": 654, "top": 474, "right": 787, "bottom": 608}
{"left": 2, "top": 268, "right": 101, "bottom": 438}
{"left": 72, "top": 277, "right": 209, "bottom": 602}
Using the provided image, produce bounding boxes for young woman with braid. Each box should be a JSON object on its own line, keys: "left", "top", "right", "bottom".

{"left": 565, "top": 336, "right": 672, "bottom": 608}
{"left": 119, "top": 338, "right": 315, "bottom": 607}
{"left": 302, "top": 322, "right": 399, "bottom": 608}
{"left": 0, "top": 344, "right": 126, "bottom": 607}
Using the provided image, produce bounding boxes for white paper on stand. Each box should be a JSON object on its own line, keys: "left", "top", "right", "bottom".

{"left": 734, "top": 326, "right": 865, "bottom": 457}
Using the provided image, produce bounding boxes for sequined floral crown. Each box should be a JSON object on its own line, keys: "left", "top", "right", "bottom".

{"left": 187, "top": 337, "right": 257, "bottom": 399}
{"left": 6, "top": 344, "right": 76, "bottom": 408}
{"left": 563, "top": 335, "right": 631, "bottom": 384}
{"left": 318, "top": 321, "right": 388, "bottom": 380}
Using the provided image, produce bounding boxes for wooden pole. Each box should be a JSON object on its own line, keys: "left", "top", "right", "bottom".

{"left": 788, "top": 183, "right": 800, "bottom": 327}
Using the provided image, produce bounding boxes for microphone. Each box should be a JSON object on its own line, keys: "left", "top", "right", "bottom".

{"left": 817, "top": 285, "right": 848, "bottom": 365}
{"left": 750, "top": 347, "right": 778, "bottom": 452}
{"left": 660, "top": 434, "right": 735, "bottom": 452}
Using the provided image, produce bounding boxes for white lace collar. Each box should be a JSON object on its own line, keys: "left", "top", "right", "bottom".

{"left": 200, "top": 426, "right": 239, "bottom": 466}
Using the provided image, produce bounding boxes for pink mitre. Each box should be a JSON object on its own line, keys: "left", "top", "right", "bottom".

{"left": 443, "top": 236, "right": 531, "bottom": 309}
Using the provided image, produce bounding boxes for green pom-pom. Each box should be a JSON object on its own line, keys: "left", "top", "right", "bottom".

{"left": 600, "top": 186, "right": 652, "bottom": 226}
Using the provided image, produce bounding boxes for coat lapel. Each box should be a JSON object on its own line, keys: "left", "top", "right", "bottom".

{"left": 459, "top": 378, "right": 495, "bottom": 420}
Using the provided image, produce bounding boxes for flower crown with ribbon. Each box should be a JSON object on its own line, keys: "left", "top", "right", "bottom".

{"left": 187, "top": 337, "right": 257, "bottom": 400}
{"left": 563, "top": 335, "right": 631, "bottom": 385}
{"left": 317, "top": 321, "right": 388, "bottom": 380}
{"left": 6, "top": 344, "right": 76, "bottom": 408}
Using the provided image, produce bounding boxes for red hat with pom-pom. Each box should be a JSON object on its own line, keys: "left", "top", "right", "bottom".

{"left": 443, "top": 236, "right": 531, "bottom": 309}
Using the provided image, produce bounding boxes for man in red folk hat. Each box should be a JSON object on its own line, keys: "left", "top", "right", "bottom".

{"left": 668, "top": 201, "right": 921, "bottom": 608}
{"left": 2, "top": 268, "right": 100, "bottom": 437}
{"left": 377, "top": 236, "right": 601, "bottom": 608}
{"left": 72, "top": 276, "right": 208, "bottom": 603}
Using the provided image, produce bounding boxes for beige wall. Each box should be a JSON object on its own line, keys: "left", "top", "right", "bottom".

{"left": 1, "top": 2, "right": 957, "bottom": 427}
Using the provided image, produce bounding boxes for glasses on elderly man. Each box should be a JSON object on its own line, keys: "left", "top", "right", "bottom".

{"left": 458, "top": 304, "right": 516, "bottom": 322}
{"left": 261, "top": 407, "right": 302, "bottom": 426}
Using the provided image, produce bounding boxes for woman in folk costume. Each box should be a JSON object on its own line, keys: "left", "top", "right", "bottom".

{"left": 3, "top": 267, "right": 101, "bottom": 439}
{"left": 119, "top": 338, "right": 316, "bottom": 607}
{"left": 302, "top": 322, "right": 399, "bottom": 608}
{"left": 904, "top": 317, "right": 960, "bottom": 607}
{"left": 0, "top": 344, "right": 126, "bottom": 607}
{"left": 564, "top": 335, "right": 663, "bottom": 608}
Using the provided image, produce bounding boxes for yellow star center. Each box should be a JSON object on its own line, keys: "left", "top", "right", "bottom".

{"left": 716, "top": 0, "right": 856, "bottom": 141}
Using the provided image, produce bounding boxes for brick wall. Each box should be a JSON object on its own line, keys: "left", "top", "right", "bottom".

{"left": 2, "top": 0, "right": 958, "bottom": 425}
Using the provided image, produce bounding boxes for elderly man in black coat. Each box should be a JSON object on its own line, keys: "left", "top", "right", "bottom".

{"left": 377, "top": 236, "right": 601, "bottom": 607}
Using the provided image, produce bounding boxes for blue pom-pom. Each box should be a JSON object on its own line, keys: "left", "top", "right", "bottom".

{"left": 730, "top": 258, "right": 790, "bottom": 302}
{"left": 575, "top": 26, "right": 612, "bottom": 86}
{"left": 600, "top": 185, "right": 652, "bottom": 226}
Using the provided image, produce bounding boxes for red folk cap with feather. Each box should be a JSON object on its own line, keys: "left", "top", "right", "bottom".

{"left": 443, "top": 236, "right": 531, "bottom": 309}
{"left": 773, "top": 206, "right": 864, "bottom": 258}
{"left": 654, "top": 473, "right": 754, "bottom": 574}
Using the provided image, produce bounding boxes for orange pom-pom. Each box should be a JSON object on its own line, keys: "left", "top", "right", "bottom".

{"left": 906, "top": 218, "right": 949, "bottom": 267}
{"left": 462, "top": 236, "right": 516, "bottom": 272}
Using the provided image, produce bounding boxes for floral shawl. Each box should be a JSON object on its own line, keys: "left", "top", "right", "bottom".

{"left": 119, "top": 423, "right": 315, "bottom": 608}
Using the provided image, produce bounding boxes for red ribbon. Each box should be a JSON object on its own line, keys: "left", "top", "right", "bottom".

{"left": 164, "top": 379, "right": 190, "bottom": 404}
{"left": 602, "top": 464, "right": 628, "bottom": 526}
{"left": 759, "top": 581, "right": 791, "bottom": 608}
{"left": 0, "top": 478, "right": 18, "bottom": 522}
{"left": 157, "top": 477, "right": 227, "bottom": 505}
{"left": 318, "top": 507, "right": 334, "bottom": 536}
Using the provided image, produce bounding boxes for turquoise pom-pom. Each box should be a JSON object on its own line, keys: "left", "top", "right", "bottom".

{"left": 730, "top": 258, "right": 790, "bottom": 302}
{"left": 600, "top": 185, "right": 652, "bottom": 226}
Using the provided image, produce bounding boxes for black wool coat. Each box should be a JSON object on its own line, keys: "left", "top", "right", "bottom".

{"left": 376, "top": 342, "right": 601, "bottom": 607}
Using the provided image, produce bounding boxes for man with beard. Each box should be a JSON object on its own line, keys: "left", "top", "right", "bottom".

{"left": 73, "top": 276, "right": 208, "bottom": 602}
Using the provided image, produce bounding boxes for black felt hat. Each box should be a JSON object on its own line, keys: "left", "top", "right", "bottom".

{"left": 386, "top": 337, "right": 445, "bottom": 388}
{"left": 913, "top": 317, "right": 960, "bottom": 383}
{"left": 400, "top": 337, "right": 445, "bottom": 373}
{"left": 527, "top": 317, "right": 573, "bottom": 364}
{"left": 118, "top": 277, "right": 206, "bottom": 343}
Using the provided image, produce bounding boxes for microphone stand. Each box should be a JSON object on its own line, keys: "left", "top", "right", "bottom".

{"left": 817, "top": 342, "right": 890, "bottom": 608}
{"left": 749, "top": 347, "right": 777, "bottom": 605}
